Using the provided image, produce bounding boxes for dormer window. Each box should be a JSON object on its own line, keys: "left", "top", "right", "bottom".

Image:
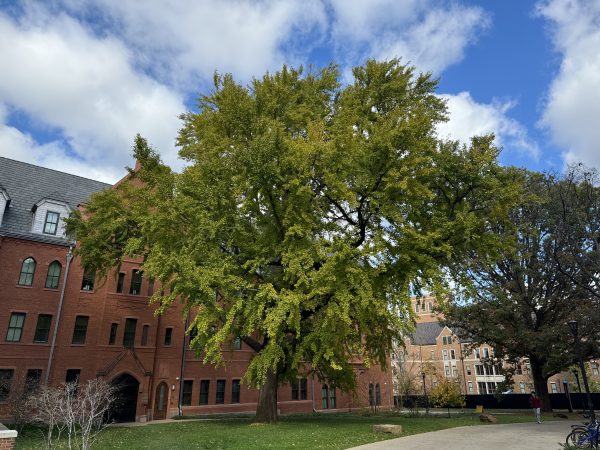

{"left": 31, "top": 198, "right": 71, "bottom": 237}
{"left": 43, "top": 211, "right": 60, "bottom": 235}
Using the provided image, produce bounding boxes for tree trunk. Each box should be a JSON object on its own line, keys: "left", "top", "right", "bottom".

{"left": 255, "top": 368, "right": 278, "bottom": 423}
{"left": 530, "top": 360, "right": 552, "bottom": 412}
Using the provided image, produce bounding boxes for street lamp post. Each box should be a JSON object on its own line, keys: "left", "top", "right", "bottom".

{"left": 569, "top": 320, "right": 595, "bottom": 422}
{"left": 421, "top": 371, "right": 429, "bottom": 415}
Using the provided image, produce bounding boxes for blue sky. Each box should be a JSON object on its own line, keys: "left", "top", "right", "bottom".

{"left": 0, "top": 0, "right": 598, "bottom": 183}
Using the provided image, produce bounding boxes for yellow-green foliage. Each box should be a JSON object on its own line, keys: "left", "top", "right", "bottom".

{"left": 66, "top": 59, "right": 516, "bottom": 395}
{"left": 430, "top": 378, "right": 466, "bottom": 409}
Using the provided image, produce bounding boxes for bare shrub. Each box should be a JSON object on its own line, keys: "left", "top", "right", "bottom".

{"left": 27, "top": 378, "right": 116, "bottom": 449}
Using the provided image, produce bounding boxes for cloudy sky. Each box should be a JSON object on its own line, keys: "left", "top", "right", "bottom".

{"left": 0, "top": 0, "right": 598, "bottom": 183}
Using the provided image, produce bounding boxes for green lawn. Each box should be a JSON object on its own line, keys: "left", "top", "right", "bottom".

{"left": 14, "top": 411, "right": 546, "bottom": 450}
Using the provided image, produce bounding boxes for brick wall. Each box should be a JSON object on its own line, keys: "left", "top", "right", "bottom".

{"left": 0, "top": 424, "right": 17, "bottom": 450}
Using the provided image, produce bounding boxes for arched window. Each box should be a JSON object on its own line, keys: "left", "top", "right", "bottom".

{"left": 321, "top": 384, "right": 329, "bottom": 409}
{"left": 45, "top": 261, "right": 62, "bottom": 289}
{"left": 369, "top": 382, "right": 374, "bottom": 406}
{"left": 18, "top": 257, "right": 36, "bottom": 286}
{"left": 329, "top": 386, "right": 336, "bottom": 409}
{"left": 375, "top": 383, "right": 381, "bottom": 406}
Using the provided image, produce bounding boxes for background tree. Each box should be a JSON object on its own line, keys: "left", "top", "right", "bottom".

{"left": 67, "top": 59, "right": 515, "bottom": 422}
{"left": 429, "top": 377, "right": 465, "bottom": 417}
{"left": 552, "top": 166, "right": 600, "bottom": 300}
{"left": 443, "top": 170, "right": 600, "bottom": 411}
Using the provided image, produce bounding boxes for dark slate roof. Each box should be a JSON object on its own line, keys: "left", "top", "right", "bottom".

{"left": 0, "top": 157, "right": 110, "bottom": 246}
{"left": 411, "top": 321, "right": 444, "bottom": 345}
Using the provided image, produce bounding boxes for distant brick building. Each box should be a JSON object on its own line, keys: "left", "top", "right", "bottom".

{"left": 393, "top": 296, "right": 599, "bottom": 398}
{"left": 0, "top": 157, "right": 392, "bottom": 422}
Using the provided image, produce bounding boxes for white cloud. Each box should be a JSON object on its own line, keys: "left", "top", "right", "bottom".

{"left": 437, "top": 92, "right": 539, "bottom": 159}
{"left": 537, "top": 0, "right": 600, "bottom": 170}
{"left": 0, "top": 8, "right": 186, "bottom": 182}
{"left": 59, "top": 0, "right": 328, "bottom": 86}
{"left": 0, "top": 1, "right": 498, "bottom": 183}
{"left": 329, "top": 0, "right": 490, "bottom": 74}
{"left": 0, "top": 104, "right": 118, "bottom": 183}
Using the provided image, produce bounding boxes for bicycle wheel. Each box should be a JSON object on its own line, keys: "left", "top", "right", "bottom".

{"left": 566, "top": 429, "right": 593, "bottom": 448}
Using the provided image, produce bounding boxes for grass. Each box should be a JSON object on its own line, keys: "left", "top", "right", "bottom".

{"left": 14, "top": 411, "right": 550, "bottom": 450}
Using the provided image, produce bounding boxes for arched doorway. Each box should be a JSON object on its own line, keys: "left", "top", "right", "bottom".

{"left": 110, "top": 373, "right": 140, "bottom": 423}
{"left": 154, "top": 382, "right": 168, "bottom": 420}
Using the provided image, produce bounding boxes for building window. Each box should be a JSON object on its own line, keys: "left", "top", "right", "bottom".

{"left": 81, "top": 267, "right": 95, "bottom": 291}
{"left": 199, "top": 380, "right": 210, "bottom": 405}
{"left": 322, "top": 384, "right": 329, "bottom": 409}
{"left": 148, "top": 278, "right": 155, "bottom": 296}
{"left": 216, "top": 380, "right": 225, "bottom": 404}
{"left": 43, "top": 211, "right": 60, "bottom": 235}
{"left": 474, "top": 348, "right": 480, "bottom": 359}
{"left": 65, "top": 369, "right": 80, "bottom": 384}
{"left": 123, "top": 318, "right": 137, "bottom": 347}
{"left": 130, "top": 270, "right": 142, "bottom": 295}
{"left": 477, "top": 382, "right": 487, "bottom": 394}
{"left": 233, "top": 336, "right": 242, "bottom": 350}
{"left": 468, "top": 381, "right": 474, "bottom": 393}
{"left": 466, "top": 365, "right": 471, "bottom": 375}
{"left": 232, "top": 379, "right": 240, "bottom": 403}
{"left": 430, "top": 350, "right": 435, "bottom": 360}
{"left": 368, "top": 383, "right": 374, "bottom": 406}
{"left": 300, "top": 378, "right": 307, "bottom": 400}
{"left": 109, "top": 323, "right": 118, "bottom": 345}
{"left": 72, "top": 316, "right": 89, "bottom": 344}
{"left": 6, "top": 312, "right": 26, "bottom": 342}
{"left": 18, "top": 257, "right": 36, "bottom": 286}
{"left": 475, "top": 365, "right": 484, "bottom": 376}
{"left": 45, "top": 261, "right": 61, "bottom": 289}
{"left": 182, "top": 380, "right": 193, "bottom": 406}
{"left": 550, "top": 382, "right": 558, "bottom": 393}
{"left": 164, "top": 327, "right": 173, "bottom": 346}
{"left": 0, "top": 369, "right": 14, "bottom": 401}
{"left": 443, "top": 349, "right": 448, "bottom": 360}
{"left": 415, "top": 303, "right": 420, "bottom": 313}
{"left": 25, "top": 369, "right": 42, "bottom": 393}
{"left": 292, "top": 380, "right": 299, "bottom": 400}
{"left": 592, "top": 362, "right": 599, "bottom": 376}
{"left": 452, "top": 366, "right": 458, "bottom": 377}
{"left": 483, "top": 347, "right": 490, "bottom": 358}
{"left": 519, "top": 382, "right": 526, "bottom": 393}
{"left": 445, "top": 365, "right": 450, "bottom": 377}
{"left": 141, "top": 325, "right": 149, "bottom": 346}
{"left": 330, "top": 386, "right": 337, "bottom": 409}
{"left": 116, "top": 272, "right": 125, "bottom": 293}
{"left": 450, "top": 349, "right": 456, "bottom": 360}
{"left": 428, "top": 302, "right": 433, "bottom": 312}
{"left": 486, "top": 382, "right": 497, "bottom": 394}
{"left": 375, "top": 383, "right": 380, "bottom": 406}
{"left": 34, "top": 314, "right": 52, "bottom": 343}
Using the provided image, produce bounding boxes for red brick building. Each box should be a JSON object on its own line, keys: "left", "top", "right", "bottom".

{"left": 0, "top": 157, "right": 392, "bottom": 422}
{"left": 392, "top": 297, "right": 600, "bottom": 398}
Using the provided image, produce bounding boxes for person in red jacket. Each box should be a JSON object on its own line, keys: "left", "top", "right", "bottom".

{"left": 529, "top": 391, "right": 542, "bottom": 423}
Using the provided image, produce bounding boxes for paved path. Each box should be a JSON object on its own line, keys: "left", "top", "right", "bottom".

{"left": 350, "top": 421, "right": 574, "bottom": 450}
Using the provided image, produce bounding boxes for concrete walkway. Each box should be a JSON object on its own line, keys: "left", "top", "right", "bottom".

{"left": 350, "top": 421, "right": 575, "bottom": 450}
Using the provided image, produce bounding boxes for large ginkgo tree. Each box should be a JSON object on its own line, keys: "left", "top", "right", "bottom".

{"left": 66, "top": 59, "right": 516, "bottom": 422}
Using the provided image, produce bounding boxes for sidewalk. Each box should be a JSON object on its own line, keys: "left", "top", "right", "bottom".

{"left": 350, "top": 421, "right": 574, "bottom": 450}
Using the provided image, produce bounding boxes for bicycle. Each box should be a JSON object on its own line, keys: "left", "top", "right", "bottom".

{"left": 566, "top": 420, "right": 600, "bottom": 448}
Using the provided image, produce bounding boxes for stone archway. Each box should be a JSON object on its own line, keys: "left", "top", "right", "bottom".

{"left": 154, "top": 381, "right": 168, "bottom": 420}
{"left": 110, "top": 373, "right": 140, "bottom": 423}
